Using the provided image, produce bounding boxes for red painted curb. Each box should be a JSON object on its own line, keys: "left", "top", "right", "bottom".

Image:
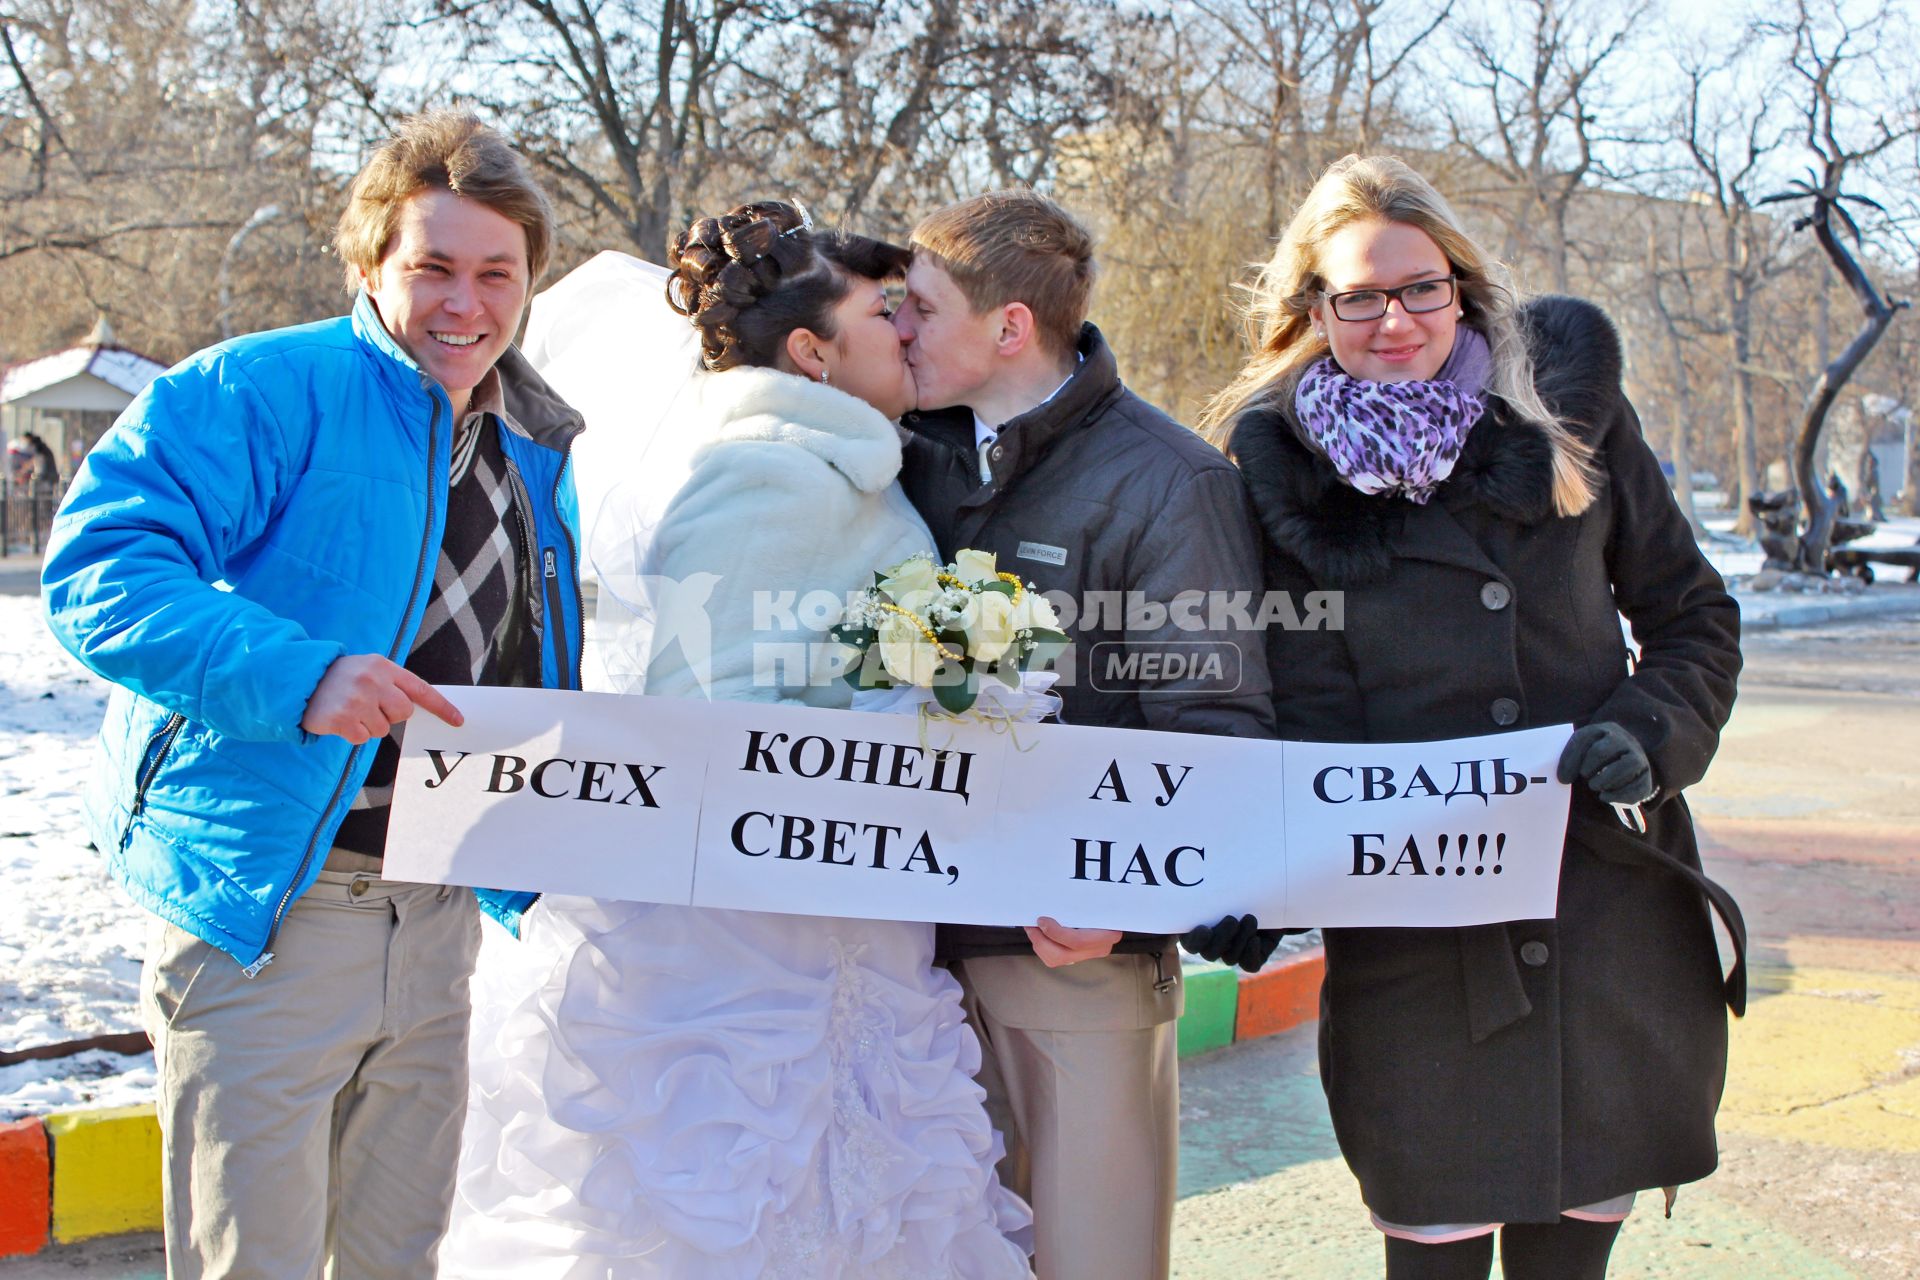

{"left": 1235, "top": 945, "right": 1326, "bottom": 1041}
{"left": 0, "top": 1117, "right": 51, "bottom": 1258}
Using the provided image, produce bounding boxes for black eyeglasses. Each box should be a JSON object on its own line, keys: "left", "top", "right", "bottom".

{"left": 1322, "top": 276, "right": 1457, "bottom": 323}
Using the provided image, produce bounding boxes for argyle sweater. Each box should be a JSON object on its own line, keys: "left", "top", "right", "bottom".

{"left": 331, "top": 380, "right": 533, "bottom": 860}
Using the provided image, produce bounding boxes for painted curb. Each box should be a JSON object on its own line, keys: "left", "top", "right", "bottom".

{"left": 1235, "top": 946, "right": 1326, "bottom": 1042}
{"left": 4, "top": 949, "right": 1332, "bottom": 1256}
{"left": 1177, "top": 964, "right": 1239, "bottom": 1058}
{"left": 0, "top": 1116, "right": 51, "bottom": 1258}
{"left": 45, "top": 1107, "right": 163, "bottom": 1244}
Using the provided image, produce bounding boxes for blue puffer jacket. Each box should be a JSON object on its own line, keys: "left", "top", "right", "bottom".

{"left": 42, "top": 293, "right": 583, "bottom": 971}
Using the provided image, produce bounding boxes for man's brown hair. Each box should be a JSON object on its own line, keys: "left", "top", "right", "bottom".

{"left": 333, "top": 110, "right": 554, "bottom": 292}
{"left": 910, "top": 189, "right": 1095, "bottom": 357}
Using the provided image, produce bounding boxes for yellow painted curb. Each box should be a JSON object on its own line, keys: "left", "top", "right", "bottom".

{"left": 44, "top": 1105, "right": 162, "bottom": 1244}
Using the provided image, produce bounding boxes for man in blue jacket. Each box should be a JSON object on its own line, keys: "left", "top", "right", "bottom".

{"left": 42, "top": 111, "right": 582, "bottom": 1279}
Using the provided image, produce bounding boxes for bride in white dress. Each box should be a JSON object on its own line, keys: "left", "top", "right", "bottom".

{"left": 437, "top": 204, "right": 1033, "bottom": 1278}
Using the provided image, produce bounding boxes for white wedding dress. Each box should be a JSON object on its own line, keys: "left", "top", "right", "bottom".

{"left": 437, "top": 253, "right": 1032, "bottom": 1279}
{"left": 443, "top": 899, "right": 1033, "bottom": 1278}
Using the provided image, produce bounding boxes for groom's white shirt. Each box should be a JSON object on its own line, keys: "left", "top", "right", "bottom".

{"left": 971, "top": 355, "right": 1082, "bottom": 449}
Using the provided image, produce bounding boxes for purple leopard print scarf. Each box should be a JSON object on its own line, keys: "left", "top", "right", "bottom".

{"left": 1294, "top": 326, "right": 1493, "bottom": 504}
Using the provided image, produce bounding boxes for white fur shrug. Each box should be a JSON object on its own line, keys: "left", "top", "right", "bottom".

{"left": 633, "top": 366, "right": 934, "bottom": 706}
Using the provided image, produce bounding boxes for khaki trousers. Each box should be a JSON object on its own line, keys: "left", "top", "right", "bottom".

{"left": 955, "top": 953, "right": 1182, "bottom": 1280}
{"left": 142, "top": 867, "right": 482, "bottom": 1280}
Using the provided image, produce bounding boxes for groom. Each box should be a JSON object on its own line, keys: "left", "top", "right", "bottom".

{"left": 894, "top": 190, "right": 1276, "bottom": 1279}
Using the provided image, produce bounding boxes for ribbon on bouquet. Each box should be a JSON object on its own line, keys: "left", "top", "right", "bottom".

{"left": 853, "top": 673, "right": 1062, "bottom": 755}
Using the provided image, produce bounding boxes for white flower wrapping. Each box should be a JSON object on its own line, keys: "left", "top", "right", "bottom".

{"left": 851, "top": 670, "right": 1063, "bottom": 724}
{"left": 832, "top": 549, "right": 1069, "bottom": 719}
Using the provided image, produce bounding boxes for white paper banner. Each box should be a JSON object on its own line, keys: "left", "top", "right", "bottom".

{"left": 385, "top": 687, "right": 1572, "bottom": 932}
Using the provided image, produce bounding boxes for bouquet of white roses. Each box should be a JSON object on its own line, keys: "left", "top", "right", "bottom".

{"left": 832, "top": 549, "right": 1070, "bottom": 716}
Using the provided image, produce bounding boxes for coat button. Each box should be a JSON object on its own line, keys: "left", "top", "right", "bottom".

{"left": 990, "top": 445, "right": 1005, "bottom": 461}
{"left": 1480, "top": 581, "right": 1512, "bottom": 611}
{"left": 349, "top": 878, "right": 370, "bottom": 898}
{"left": 1520, "top": 940, "right": 1550, "bottom": 967}
{"left": 1490, "top": 697, "right": 1519, "bottom": 726}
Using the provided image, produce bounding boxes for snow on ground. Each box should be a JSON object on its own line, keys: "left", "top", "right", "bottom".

{"left": 0, "top": 592, "right": 154, "bottom": 1119}
{"left": 1699, "top": 511, "right": 1920, "bottom": 583}
{"left": 0, "top": 1048, "right": 157, "bottom": 1118}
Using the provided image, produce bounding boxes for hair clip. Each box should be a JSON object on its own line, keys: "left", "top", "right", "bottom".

{"left": 782, "top": 199, "right": 815, "bottom": 237}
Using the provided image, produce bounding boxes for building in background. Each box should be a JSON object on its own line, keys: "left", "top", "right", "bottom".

{"left": 2, "top": 317, "right": 166, "bottom": 554}
{"left": 2, "top": 317, "right": 167, "bottom": 485}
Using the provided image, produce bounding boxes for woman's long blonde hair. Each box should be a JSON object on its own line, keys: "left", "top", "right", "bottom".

{"left": 1199, "top": 155, "right": 1596, "bottom": 516}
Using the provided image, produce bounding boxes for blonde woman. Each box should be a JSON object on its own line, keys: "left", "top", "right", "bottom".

{"left": 1205, "top": 156, "right": 1744, "bottom": 1279}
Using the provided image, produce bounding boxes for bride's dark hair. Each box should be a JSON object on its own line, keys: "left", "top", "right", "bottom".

{"left": 666, "top": 200, "right": 910, "bottom": 372}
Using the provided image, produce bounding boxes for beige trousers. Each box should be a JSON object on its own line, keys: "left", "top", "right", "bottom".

{"left": 955, "top": 952, "right": 1182, "bottom": 1280}
{"left": 142, "top": 867, "right": 481, "bottom": 1280}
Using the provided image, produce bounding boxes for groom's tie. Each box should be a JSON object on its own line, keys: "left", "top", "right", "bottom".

{"left": 976, "top": 431, "right": 996, "bottom": 485}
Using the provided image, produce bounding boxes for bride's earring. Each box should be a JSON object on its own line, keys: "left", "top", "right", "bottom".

{"left": 819, "top": 369, "right": 830, "bottom": 384}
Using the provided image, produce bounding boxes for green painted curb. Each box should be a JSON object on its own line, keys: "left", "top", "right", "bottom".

{"left": 1177, "top": 963, "right": 1238, "bottom": 1058}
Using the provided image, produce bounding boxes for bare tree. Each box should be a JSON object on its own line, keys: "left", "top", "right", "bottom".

{"left": 421, "top": 0, "right": 770, "bottom": 258}
{"left": 1670, "top": 32, "right": 1805, "bottom": 535}
{"left": 1757, "top": 0, "right": 1916, "bottom": 572}
{"left": 739, "top": 0, "right": 1117, "bottom": 236}
{"left": 1637, "top": 221, "right": 1714, "bottom": 532}
{"left": 1191, "top": 0, "right": 1452, "bottom": 238}
{"left": 0, "top": 0, "right": 398, "bottom": 361}
{"left": 423, "top": 0, "right": 1114, "bottom": 259}
{"left": 1444, "top": 0, "right": 1643, "bottom": 293}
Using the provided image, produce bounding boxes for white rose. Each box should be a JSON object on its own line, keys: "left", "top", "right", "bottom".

{"left": 894, "top": 587, "right": 942, "bottom": 620}
{"left": 1012, "top": 588, "right": 1062, "bottom": 633}
{"left": 877, "top": 611, "right": 942, "bottom": 687}
{"left": 962, "top": 589, "right": 1019, "bottom": 664}
{"left": 953, "top": 548, "right": 999, "bottom": 586}
{"left": 880, "top": 554, "right": 939, "bottom": 601}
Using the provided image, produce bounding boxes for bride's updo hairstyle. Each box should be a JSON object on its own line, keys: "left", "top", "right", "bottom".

{"left": 666, "top": 200, "right": 911, "bottom": 372}
{"left": 1201, "top": 155, "right": 1596, "bottom": 517}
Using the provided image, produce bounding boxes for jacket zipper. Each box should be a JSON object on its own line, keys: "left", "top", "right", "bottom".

{"left": 501, "top": 456, "right": 543, "bottom": 652}
{"left": 543, "top": 548, "right": 568, "bottom": 691}
{"left": 247, "top": 394, "right": 445, "bottom": 977}
{"left": 127, "top": 712, "right": 186, "bottom": 825}
{"left": 550, "top": 446, "right": 582, "bottom": 688}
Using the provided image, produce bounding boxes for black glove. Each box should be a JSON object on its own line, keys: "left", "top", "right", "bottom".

{"left": 1557, "top": 721, "right": 1655, "bottom": 806}
{"left": 1181, "top": 913, "right": 1286, "bottom": 973}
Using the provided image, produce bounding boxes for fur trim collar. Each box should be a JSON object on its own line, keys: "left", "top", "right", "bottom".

{"left": 1229, "top": 295, "right": 1620, "bottom": 587}
{"left": 694, "top": 365, "right": 904, "bottom": 494}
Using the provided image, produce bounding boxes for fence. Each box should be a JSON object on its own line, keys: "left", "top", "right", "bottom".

{"left": 1, "top": 482, "right": 58, "bottom": 558}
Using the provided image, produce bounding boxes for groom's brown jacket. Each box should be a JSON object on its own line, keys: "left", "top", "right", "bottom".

{"left": 898, "top": 323, "right": 1276, "bottom": 960}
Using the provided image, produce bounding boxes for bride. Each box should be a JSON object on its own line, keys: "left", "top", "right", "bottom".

{"left": 437, "top": 202, "right": 1034, "bottom": 1278}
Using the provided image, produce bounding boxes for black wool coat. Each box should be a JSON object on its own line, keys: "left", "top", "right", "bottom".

{"left": 1227, "top": 296, "right": 1745, "bottom": 1225}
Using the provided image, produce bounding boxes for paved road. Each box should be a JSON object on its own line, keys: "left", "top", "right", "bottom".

{"left": 10, "top": 621, "right": 1917, "bottom": 1278}
{"left": 0, "top": 557, "right": 42, "bottom": 597}
{"left": 1175, "top": 619, "right": 1920, "bottom": 1279}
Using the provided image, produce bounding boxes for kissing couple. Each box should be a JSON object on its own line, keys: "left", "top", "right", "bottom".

{"left": 436, "top": 193, "right": 1277, "bottom": 1278}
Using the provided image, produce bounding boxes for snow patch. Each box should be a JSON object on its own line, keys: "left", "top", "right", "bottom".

{"left": 0, "top": 592, "right": 150, "bottom": 1119}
